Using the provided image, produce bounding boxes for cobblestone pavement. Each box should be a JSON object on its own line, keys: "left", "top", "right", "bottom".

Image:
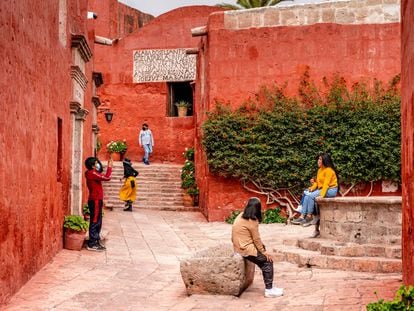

{"left": 4, "top": 210, "right": 402, "bottom": 311}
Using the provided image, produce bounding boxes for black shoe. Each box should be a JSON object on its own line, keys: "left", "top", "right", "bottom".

{"left": 87, "top": 244, "right": 105, "bottom": 252}
{"left": 123, "top": 206, "right": 132, "bottom": 211}
{"left": 302, "top": 218, "right": 314, "bottom": 227}
{"left": 98, "top": 241, "right": 106, "bottom": 250}
{"left": 310, "top": 230, "right": 320, "bottom": 238}
{"left": 144, "top": 160, "right": 150, "bottom": 165}
{"left": 291, "top": 218, "right": 306, "bottom": 225}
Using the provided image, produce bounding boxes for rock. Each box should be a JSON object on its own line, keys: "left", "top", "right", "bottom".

{"left": 179, "top": 243, "right": 255, "bottom": 296}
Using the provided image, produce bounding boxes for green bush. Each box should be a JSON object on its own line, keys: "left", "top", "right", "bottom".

{"left": 63, "top": 215, "right": 89, "bottom": 232}
{"left": 181, "top": 147, "right": 199, "bottom": 197}
{"left": 202, "top": 73, "right": 401, "bottom": 193}
{"left": 366, "top": 285, "right": 414, "bottom": 310}
{"left": 226, "top": 208, "right": 286, "bottom": 224}
{"left": 82, "top": 203, "right": 90, "bottom": 216}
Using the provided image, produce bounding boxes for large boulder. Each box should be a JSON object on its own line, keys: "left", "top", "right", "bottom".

{"left": 179, "top": 243, "right": 255, "bottom": 296}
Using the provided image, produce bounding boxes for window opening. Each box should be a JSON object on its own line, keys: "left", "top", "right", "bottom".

{"left": 168, "top": 82, "right": 193, "bottom": 117}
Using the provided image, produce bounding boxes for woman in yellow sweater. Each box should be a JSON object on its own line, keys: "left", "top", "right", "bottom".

{"left": 292, "top": 153, "right": 339, "bottom": 226}
{"left": 232, "top": 197, "right": 284, "bottom": 298}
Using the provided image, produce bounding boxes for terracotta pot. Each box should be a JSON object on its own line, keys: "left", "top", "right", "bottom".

{"left": 177, "top": 106, "right": 188, "bottom": 117}
{"left": 111, "top": 152, "right": 121, "bottom": 161}
{"left": 64, "top": 229, "right": 87, "bottom": 251}
{"left": 183, "top": 193, "right": 194, "bottom": 207}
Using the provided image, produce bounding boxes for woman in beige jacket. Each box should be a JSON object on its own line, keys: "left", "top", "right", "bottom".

{"left": 231, "top": 197, "right": 284, "bottom": 298}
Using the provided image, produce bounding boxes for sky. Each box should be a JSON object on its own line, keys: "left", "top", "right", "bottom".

{"left": 118, "top": 0, "right": 238, "bottom": 16}
{"left": 117, "top": 0, "right": 328, "bottom": 17}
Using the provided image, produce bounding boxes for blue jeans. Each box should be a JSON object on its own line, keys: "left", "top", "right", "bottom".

{"left": 301, "top": 187, "right": 338, "bottom": 216}
{"left": 143, "top": 144, "right": 152, "bottom": 162}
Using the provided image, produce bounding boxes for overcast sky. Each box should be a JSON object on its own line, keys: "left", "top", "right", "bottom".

{"left": 118, "top": 0, "right": 238, "bottom": 16}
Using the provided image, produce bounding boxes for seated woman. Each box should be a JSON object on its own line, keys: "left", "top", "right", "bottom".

{"left": 292, "top": 152, "right": 339, "bottom": 226}
{"left": 231, "top": 197, "right": 284, "bottom": 298}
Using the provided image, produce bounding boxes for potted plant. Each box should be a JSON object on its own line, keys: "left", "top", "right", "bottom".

{"left": 63, "top": 215, "right": 89, "bottom": 251}
{"left": 180, "top": 147, "right": 199, "bottom": 206}
{"left": 106, "top": 139, "right": 127, "bottom": 161}
{"left": 175, "top": 100, "right": 190, "bottom": 117}
{"left": 82, "top": 203, "right": 90, "bottom": 221}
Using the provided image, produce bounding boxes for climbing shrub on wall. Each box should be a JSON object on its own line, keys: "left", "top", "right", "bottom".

{"left": 202, "top": 73, "right": 401, "bottom": 216}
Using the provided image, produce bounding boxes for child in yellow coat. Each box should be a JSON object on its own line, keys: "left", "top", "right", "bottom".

{"left": 119, "top": 158, "right": 139, "bottom": 211}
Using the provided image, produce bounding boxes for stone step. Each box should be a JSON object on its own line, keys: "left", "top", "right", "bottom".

{"left": 285, "top": 238, "right": 402, "bottom": 259}
{"left": 272, "top": 245, "right": 402, "bottom": 273}
{"left": 105, "top": 198, "right": 183, "bottom": 206}
{"left": 102, "top": 162, "right": 196, "bottom": 211}
{"left": 105, "top": 202, "right": 199, "bottom": 212}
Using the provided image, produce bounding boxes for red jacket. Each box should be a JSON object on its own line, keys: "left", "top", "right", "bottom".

{"left": 85, "top": 167, "right": 112, "bottom": 200}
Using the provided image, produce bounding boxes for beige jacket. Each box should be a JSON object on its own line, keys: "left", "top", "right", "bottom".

{"left": 231, "top": 213, "right": 267, "bottom": 257}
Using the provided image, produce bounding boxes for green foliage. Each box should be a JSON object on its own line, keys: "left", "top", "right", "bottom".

{"left": 262, "top": 208, "right": 287, "bottom": 224}
{"left": 63, "top": 215, "right": 89, "bottom": 232}
{"left": 175, "top": 100, "right": 190, "bottom": 108}
{"left": 226, "top": 210, "right": 241, "bottom": 224}
{"left": 107, "top": 140, "right": 127, "bottom": 153}
{"left": 217, "top": 0, "right": 286, "bottom": 10}
{"left": 82, "top": 203, "right": 90, "bottom": 216}
{"left": 96, "top": 136, "right": 102, "bottom": 152}
{"left": 366, "top": 285, "right": 414, "bottom": 310}
{"left": 181, "top": 147, "right": 199, "bottom": 197}
{"left": 202, "top": 74, "right": 401, "bottom": 191}
{"left": 226, "top": 208, "right": 286, "bottom": 224}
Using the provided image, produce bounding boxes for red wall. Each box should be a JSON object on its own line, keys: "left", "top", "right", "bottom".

{"left": 0, "top": 0, "right": 93, "bottom": 304}
{"left": 93, "top": 6, "right": 223, "bottom": 163}
{"left": 195, "top": 11, "right": 401, "bottom": 221}
{"left": 401, "top": 0, "right": 414, "bottom": 286}
{"left": 89, "top": 0, "right": 153, "bottom": 39}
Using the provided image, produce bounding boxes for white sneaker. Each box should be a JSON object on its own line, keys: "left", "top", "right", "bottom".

{"left": 264, "top": 287, "right": 284, "bottom": 298}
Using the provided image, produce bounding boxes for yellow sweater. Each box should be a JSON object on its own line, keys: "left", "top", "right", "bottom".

{"left": 231, "top": 213, "right": 267, "bottom": 257}
{"left": 309, "top": 166, "right": 338, "bottom": 197}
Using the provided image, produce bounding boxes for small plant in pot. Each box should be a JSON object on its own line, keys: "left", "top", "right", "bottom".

{"left": 63, "top": 215, "right": 89, "bottom": 251}
{"left": 82, "top": 203, "right": 90, "bottom": 221}
{"left": 175, "top": 101, "right": 190, "bottom": 117}
{"left": 180, "top": 147, "right": 199, "bottom": 206}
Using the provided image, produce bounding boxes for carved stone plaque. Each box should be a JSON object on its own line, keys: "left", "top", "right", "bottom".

{"left": 133, "top": 49, "right": 196, "bottom": 83}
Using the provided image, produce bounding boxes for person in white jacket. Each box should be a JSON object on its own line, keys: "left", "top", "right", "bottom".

{"left": 138, "top": 123, "right": 154, "bottom": 165}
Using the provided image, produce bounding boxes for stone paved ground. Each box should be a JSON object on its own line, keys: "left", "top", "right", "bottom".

{"left": 4, "top": 210, "right": 402, "bottom": 311}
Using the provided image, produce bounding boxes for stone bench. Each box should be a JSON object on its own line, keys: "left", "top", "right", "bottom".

{"left": 316, "top": 196, "right": 402, "bottom": 245}
{"left": 179, "top": 244, "right": 255, "bottom": 296}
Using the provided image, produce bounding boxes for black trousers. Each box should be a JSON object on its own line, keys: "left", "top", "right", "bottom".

{"left": 245, "top": 252, "right": 274, "bottom": 289}
{"left": 88, "top": 200, "right": 103, "bottom": 247}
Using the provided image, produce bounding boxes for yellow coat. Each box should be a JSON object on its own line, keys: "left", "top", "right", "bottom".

{"left": 119, "top": 176, "right": 137, "bottom": 202}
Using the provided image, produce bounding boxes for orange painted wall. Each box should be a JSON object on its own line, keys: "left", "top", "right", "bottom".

{"left": 0, "top": 0, "right": 94, "bottom": 305}
{"left": 401, "top": 0, "right": 414, "bottom": 285}
{"left": 93, "top": 6, "right": 224, "bottom": 163}
{"left": 195, "top": 12, "right": 401, "bottom": 221}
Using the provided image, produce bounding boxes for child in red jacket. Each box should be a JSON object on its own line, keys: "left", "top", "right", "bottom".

{"left": 84, "top": 156, "right": 112, "bottom": 251}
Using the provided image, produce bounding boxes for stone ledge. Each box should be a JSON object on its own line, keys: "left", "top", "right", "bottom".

{"left": 223, "top": 0, "right": 400, "bottom": 30}
{"left": 316, "top": 196, "right": 402, "bottom": 244}
{"left": 179, "top": 244, "right": 255, "bottom": 296}
{"left": 317, "top": 196, "right": 402, "bottom": 205}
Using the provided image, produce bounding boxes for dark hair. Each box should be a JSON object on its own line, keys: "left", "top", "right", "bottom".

{"left": 142, "top": 123, "right": 148, "bottom": 127}
{"left": 318, "top": 152, "right": 339, "bottom": 182}
{"left": 123, "top": 158, "right": 138, "bottom": 178}
{"left": 85, "top": 157, "right": 97, "bottom": 170}
{"left": 242, "top": 197, "right": 262, "bottom": 222}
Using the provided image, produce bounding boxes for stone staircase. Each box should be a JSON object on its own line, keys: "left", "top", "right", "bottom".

{"left": 102, "top": 161, "right": 198, "bottom": 211}
{"left": 272, "top": 237, "right": 402, "bottom": 273}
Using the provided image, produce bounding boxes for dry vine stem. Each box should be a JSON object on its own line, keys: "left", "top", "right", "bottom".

{"left": 242, "top": 180, "right": 375, "bottom": 223}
